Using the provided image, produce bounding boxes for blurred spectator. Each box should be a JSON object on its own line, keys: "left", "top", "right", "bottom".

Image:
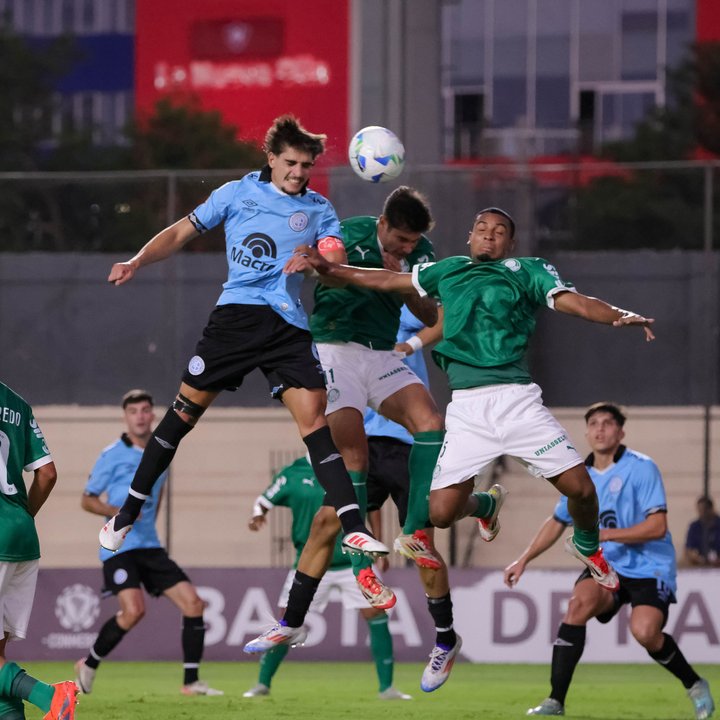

{"left": 685, "top": 496, "right": 720, "bottom": 567}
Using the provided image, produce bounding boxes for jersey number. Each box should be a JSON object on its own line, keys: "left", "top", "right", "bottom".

{"left": 0, "top": 431, "right": 18, "bottom": 495}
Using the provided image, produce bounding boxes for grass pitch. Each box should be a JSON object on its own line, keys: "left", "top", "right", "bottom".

{"left": 20, "top": 660, "right": 719, "bottom": 720}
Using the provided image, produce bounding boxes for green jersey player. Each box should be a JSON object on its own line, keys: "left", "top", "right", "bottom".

{"left": 290, "top": 207, "right": 655, "bottom": 601}
{"left": 243, "top": 456, "right": 411, "bottom": 701}
{"left": 0, "top": 382, "right": 78, "bottom": 720}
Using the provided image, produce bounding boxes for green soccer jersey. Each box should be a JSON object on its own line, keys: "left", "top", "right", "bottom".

{"left": 0, "top": 382, "right": 52, "bottom": 561}
{"left": 413, "top": 256, "right": 575, "bottom": 390}
{"left": 262, "top": 457, "right": 349, "bottom": 570}
{"left": 310, "top": 216, "right": 435, "bottom": 350}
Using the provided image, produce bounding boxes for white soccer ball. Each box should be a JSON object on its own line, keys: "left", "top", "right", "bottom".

{"left": 348, "top": 126, "right": 405, "bottom": 183}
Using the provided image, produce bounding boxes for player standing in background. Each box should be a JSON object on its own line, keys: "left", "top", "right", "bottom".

{"left": 505, "top": 403, "right": 714, "bottom": 720}
{"left": 98, "top": 115, "right": 387, "bottom": 650}
{"left": 243, "top": 455, "right": 411, "bottom": 701}
{"left": 0, "top": 381, "right": 79, "bottom": 720}
{"left": 76, "top": 390, "right": 221, "bottom": 697}
{"left": 288, "top": 207, "right": 656, "bottom": 592}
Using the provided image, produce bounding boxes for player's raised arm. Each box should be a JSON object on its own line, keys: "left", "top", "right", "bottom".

{"left": 553, "top": 291, "right": 655, "bottom": 342}
{"left": 108, "top": 217, "right": 200, "bottom": 286}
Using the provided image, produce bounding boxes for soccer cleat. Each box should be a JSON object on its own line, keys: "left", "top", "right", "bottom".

{"left": 378, "top": 686, "right": 412, "bottom": 700}
{"left": 43, "top": 681, "right": 79, "bottom": 720}
{"left": 393, "top": 530, "right": 442, "bottom": 570}
{"left": 74, "top": 659, "right": 96, "bottom": 694}
{"left": 420, "top": 635, "right": 463, "bottom": 692}
{"left": 563, "top": 536, "right": 619, "bottom": 591}
{"left": 99, "top": 514, "right": 132, "bottom": 552}
{"left": 243, "top": 622, "right": 308, "bottom": 654}
{"left": 342, "top": 531, "right": 389, "bottom": 558}
{"left": 688, "top": 678, "right": 715, "bottom": 720}
{"left": 181, "top": 680, "right": 224, "bottom": 696}
{"left": 477, "top": 484, "right": 508, "bottom": 542}
{"left": 527, "top": 698, "right": 565, "bottom": 716}
{"left": 357, "top": 567, "right": 396, "bottom": 609}
{"left": 243, "top": 684, "right": 270, "bottom": 698}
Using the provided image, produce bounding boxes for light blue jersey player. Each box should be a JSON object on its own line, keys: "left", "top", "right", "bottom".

{"left": 505, "top": 403, "right": 714, "bottom": 720}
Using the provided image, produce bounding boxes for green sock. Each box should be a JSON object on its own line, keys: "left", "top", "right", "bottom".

{"left": 367, "top": 614, "right": 394, "bottom": 692}
{"left": 0, "top": 663, "right": 53, "bottom": 713}
{"left": 470, "top": 491, "right": 496, "bottom": 519}
{"left": 572, "top": 526, "right": 600, "bottom": 557}
{"left": 257, "top": 644, "right": 290, "bottom": 688}
{"left": 0, "top": 695, "right": 24, "bottom": 720}
{"left": 348, "top": 469, "right": 372, "bottom": 579}
{"left": 403, "top": 430, "right": 444, "bottom": 534}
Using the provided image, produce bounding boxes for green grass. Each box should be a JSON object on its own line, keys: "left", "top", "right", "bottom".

{"left": 19, "top": 661, "right": 720, "bottom": 720}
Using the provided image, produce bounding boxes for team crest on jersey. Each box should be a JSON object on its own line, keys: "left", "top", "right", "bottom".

{"left": 289, "top": 212, "right": 309, "bottom": 232}
{"left": 503, "top": 259, "right": 521, "bottom": 272}
{"left": 609, "top": 476, "right": 624, "bottom": 494}
{"left": 188, "top": 355, "right": 205, "bottom": 376}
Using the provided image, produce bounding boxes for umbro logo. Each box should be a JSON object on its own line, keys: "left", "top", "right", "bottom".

{"left": 552, "top": 638, "right": 574, "bottom": 647}
{"left": 320, "top": 453, "right": 342, "bottom": 464}
{"left": 155, "top": 437, "right": 176, "bottom": 450}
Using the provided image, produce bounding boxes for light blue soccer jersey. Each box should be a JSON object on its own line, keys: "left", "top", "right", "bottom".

{"left": 189, "top": 168, "right": 342, "bottom": 330}
{"left": 363, "top": 305, "right": 430, "bottom": 444}
{"left": 85, "top": 437, "right": 167, "bottom": 562}
{"left": 554, "top": 447, "right": 677, "bottom": 592}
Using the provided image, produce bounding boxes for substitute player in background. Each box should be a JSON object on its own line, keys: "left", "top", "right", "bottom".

{"left": 506, "top": 403, "right": 714, "bottom": 720}
{"left": 99, "top": 115, "right": 387, "bottom": 651}
{"left": 76, "top": 390, "right": 221, "bottom": 697}
{"left": 244, "top": 455, "right": 411, "bottom": 701}
{"left": 0, "top": 381, "right": 78, "bottom": 720}
{"left": 288, "top": 207, "right": 656, "bottom": 590}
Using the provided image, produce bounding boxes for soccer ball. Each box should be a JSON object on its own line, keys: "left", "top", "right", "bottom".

{"left": 348, "top": 126, "right": 405, "bottom": 183}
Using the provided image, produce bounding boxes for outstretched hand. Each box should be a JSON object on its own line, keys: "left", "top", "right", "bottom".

{"left": 108, "top": 261, "right": 138, "bottom": 286}
{"left": 613, "top": 313, "right": 656, "bottom": 342}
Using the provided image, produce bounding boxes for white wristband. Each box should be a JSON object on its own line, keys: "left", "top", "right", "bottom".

{"left": 252, "top": 501, "right": 264, "bottom": 517}
{"left": 406, "top": 335, "right": 424, "bottom": 352}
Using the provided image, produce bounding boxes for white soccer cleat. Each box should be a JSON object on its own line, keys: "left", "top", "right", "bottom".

{"left": 342, "top": 531, "right": 389, "bottom": 558}
{"left": 357, "top": 567, "right": 396, "bottom": 609}
{"left": 243, "top": 622, "right": 308, "bottom": 654}
{"left": 527, "top": 698, "right": 565, "bottom": 716}
{"left": 393, "top": 530, "right": 442, "bottom": 570}
{"left": 563, "top": 536, "right": 619, "bottom": 591}
{"left": 243, "top": 684, "right": 270, "bottom": 698}
{"left": 688, "top": 678, "right": 715, "bottom": 720}
{"left": 420, "top": 635, "right": 463, "bottom": 692}
{"left": 378, "top": 686, "right": 412, "bottom": 700}
{"left": 99, "top": 514, "right": 132, "bottom": 552}
{"left": 74, "top": 659, "right": 96, "bottom": 695}
{"left": 477, "top": 484, "right": 508, "bottom": 542}
{"left": 181, "top": 680, "right": 224, "bottom": 696}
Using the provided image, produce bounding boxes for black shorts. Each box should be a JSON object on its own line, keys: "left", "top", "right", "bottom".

{"left": 181, "top": 304, "right": 325, "bottom": 399}
{"left": 102, "top": 548, "right": 189, "bottom": 597}
{"left": 577, "top": 568, "right": 676, "bottom": 627}
{"left": 366, "top": 436, "right": 411, "bottom": 526}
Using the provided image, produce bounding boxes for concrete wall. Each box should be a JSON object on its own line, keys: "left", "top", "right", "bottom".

{"left": 33, "top": 404, "right": 719, "bottom": 570}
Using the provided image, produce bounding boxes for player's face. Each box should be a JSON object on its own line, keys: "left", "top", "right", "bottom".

{"left": 268, "top": 146, "right": 315, "bottom": 195}
{"left": 124, "top": 401, "right": 155, "bottom": 439}
{"left": 468, "top": 212, "right": 514, "bottom": 262}
{"left": 585, "top": 411, "right": 625, "bottom": 454}
{"left": 377, "top": 216, "right": 422, "bottom": 259}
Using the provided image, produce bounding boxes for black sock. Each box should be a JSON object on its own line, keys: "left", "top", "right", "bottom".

{"left": 303, "top": 427, "right": 366, "bottom": 534}
{"left": 117, "top": 410, "right": 193, "bottom": 526}
{"left": 427, "top": 593, "right": 456, "bottom": 648}
{"left": 283, "top": 571, "right": 321, "bottom": 628}
{"left": 550, "top": 623, "right": 586, "bottom": 705}
{"left": 649, "top": 633, "right": 700, "bottom": 689}
{"left": 89, "top": 616, "right": 128, "bottom": 666}
{"left": 182, "top": 616, "right": 205, "bottom": 685}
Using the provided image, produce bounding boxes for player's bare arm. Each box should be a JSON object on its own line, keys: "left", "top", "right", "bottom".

{"left": 26, "top": 461, "right": 57, "bottom": 516}
{"left": 80, "top": 493, "right": 119, "bottom": 518}
{"left": 403, "top": 293, "right": 438, "bottom": 328}
{"left": 287, "top": 244, "right": 415, "bottom": 293}
{"left": 503, "top": 515, "right": 564, "bottom": 587}
{"left": 108, "top": 217, "right": 200, "bottom": 286}
{"left": 553, "top": 291, "right": 656, "bottom": 341}
{"left": 599, "top": 511, "right": 666, "bottom": 544}
{"left": 395, "top": 306, "right": 444, "bottom": 356}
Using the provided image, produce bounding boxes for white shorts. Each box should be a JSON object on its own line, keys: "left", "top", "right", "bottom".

{"left": 432, "top": 383, "right": 583, "bottom": 491}
{"left": 317, "top": 342, "right": 422, "bottom": 415}
{"left": 0, "top": 560, "right": 39, "bottom": 641}
{"left": 278, "top": 567, "right": 368, "bottom": 612}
